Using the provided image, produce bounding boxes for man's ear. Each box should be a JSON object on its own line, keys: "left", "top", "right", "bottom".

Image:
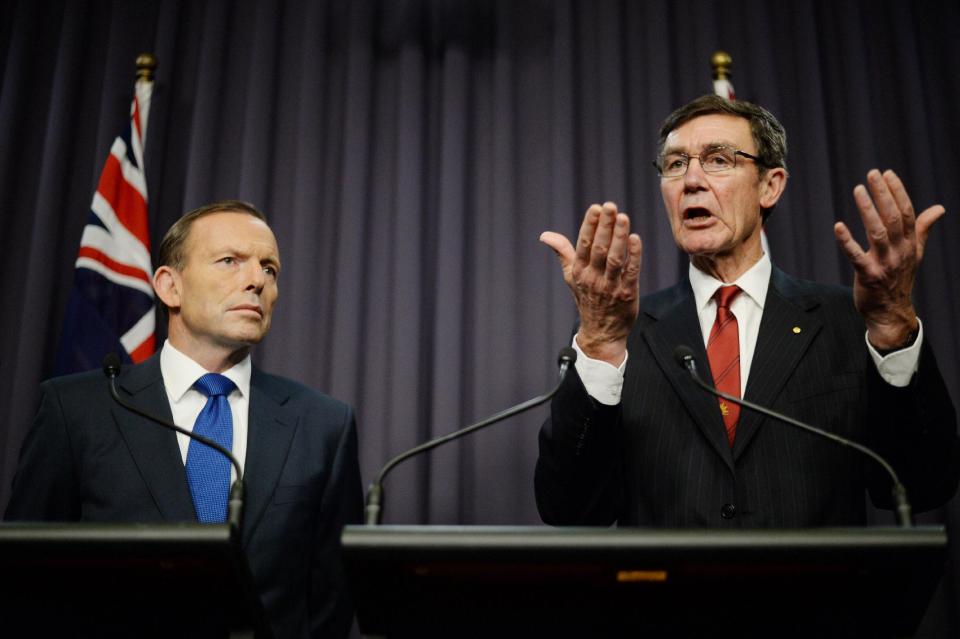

{"left": 153, "top": 265, "right": 182, "bottom": 310}
{"left": 759, "top": 167, "right": 788, "bottom": 210}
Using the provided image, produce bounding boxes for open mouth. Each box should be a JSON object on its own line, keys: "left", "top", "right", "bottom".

{"left": 683, "top": 207, "right": 712, "bottom": 220}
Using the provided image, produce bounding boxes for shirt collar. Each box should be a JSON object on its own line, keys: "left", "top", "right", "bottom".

{"left": 159, "top": 340, "right": 252, "bottom": 402}
{"left": 688, "top": 251, "right": 771, "bottom": 313}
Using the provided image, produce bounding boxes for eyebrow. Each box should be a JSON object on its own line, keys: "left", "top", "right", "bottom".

{"left": 661, "top": 141, "right": 741, "bottom": 156}
{"left": 210, "top": 246, "right": 281, "bottom": 267}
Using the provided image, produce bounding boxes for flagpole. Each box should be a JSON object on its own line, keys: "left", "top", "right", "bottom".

{"left": 711, "top": 50, "right": 735, "bottom": 101}
{"left": 709, "top": 50, "right": 771, "bottom": 256}
{"left": 136, "top": 53, "right": 157, "bottom": 82}
{"left": 134, "top": 54, "right": 155, "bottom": 160}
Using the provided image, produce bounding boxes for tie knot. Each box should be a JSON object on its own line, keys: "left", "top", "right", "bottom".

{"left": 194, "top": 373, "right": 236, "bottom": 398}
{"left": 715, "top": 285, "right": 741, "bottom": 309}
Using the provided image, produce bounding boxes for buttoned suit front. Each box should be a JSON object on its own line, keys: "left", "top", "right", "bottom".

{"left": 5, "top": 354, "right": 363, "bottom": 638}
{"left": 536, "top": 268, "right": 959, "bottom": 528}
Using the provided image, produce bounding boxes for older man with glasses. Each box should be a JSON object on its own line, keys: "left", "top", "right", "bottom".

{"left": 535, "top": 94, "right": 959, "bottom": 531}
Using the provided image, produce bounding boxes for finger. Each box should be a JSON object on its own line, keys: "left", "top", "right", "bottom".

{"left": 834, "top": 221, "right": 871, "bottom": 272}
{"left": 574, "top": 205, "right": 603, "bottom": 265}
{"left": 853, "top": 182, "right": 889, "bottom": 256}
{"left": 864, "top": 169, "right": 904, "bottom": 242}
{"left": 540, "top": 231, "right": 576, "bottom": 268}
{"left": 604, "top": 213, "right": 631, "bottom": 279}
{"left": 914, "top": 205, "right": 946, "bottom": 262}
{"left": 881, "top": 169, "right": 916, "bottom": 239}
{"left": 590, "top": 202, "right": 619, "bottom": 270}
{"left": 620, "top": 233, "right": 643, "bottom": 290}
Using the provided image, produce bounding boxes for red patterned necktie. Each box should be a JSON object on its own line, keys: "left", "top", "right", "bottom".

{"left": 707, "top": 285, "right": 742, "bottom": 447}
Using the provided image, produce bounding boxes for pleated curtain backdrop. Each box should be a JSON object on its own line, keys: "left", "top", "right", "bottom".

{"left": 1, "top": 0, "right": 959, "bottom": 634}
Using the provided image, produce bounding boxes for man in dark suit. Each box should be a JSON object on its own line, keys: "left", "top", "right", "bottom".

{"left": 5, "top": 201, "right": 363, "bottom": 638}
{"left": 535, "top": 95, "right": 959, "bottom": 527}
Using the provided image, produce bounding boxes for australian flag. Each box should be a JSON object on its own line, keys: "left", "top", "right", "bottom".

{"left": 54, "top": 76, "right": 156, "bottom": 375}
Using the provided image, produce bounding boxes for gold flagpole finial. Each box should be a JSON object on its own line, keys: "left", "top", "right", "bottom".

{"left": 135, "top": 53, "right": 157, "bottom": 82}
{"left": 711, "top": 51, "right": 733, "bottom": 81}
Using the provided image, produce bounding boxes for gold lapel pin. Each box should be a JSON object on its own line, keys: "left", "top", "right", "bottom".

{"left": 792, "top": 326, "right": 801, "bottom": 334}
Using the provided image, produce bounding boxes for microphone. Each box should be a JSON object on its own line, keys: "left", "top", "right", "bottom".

{"left": 364, "top": 347, "right": 577, "bottom": 525}
{"left": 672, "top": 345, "right": 913, "bottom": 527}
{"left": 102, "top": 353, "right": 246, "bottom": 538}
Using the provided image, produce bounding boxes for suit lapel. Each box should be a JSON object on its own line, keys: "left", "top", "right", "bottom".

{"left": 733, "top": 268, "right": 822, "bottom": 459}
{"left": 241, "top": 368, "right": 298, "bottom": 546}
{"left": 112, "top": 356, "right": 197, "bottom": 521}
{"left": 641, "top": 281, "right": 735, "bottom": 471}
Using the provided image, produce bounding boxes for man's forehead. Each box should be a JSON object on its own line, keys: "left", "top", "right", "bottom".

{"left": 664, "top": 114, "right": 753, "bottom": 152}
{"left": 186, "top": 212, "right": 279, "bottom": 254}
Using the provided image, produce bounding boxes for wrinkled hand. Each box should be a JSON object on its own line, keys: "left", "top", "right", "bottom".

{"left": 834, "top": 169, "right": 945, "bottom": 350}
{"left": 541, "top": 202, "right": 643, "bottom": 365}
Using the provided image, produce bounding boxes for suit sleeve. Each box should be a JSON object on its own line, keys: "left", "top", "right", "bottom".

{"left": 865, "top": 339, "right": 960, "bottom": 513}
{"left": 309, "top": 406, "right": 363, "bottom": 639}
{"left": 4, "top": 380, "right": 81, "bottom": 521}
{"left": 534, "top": 365, "right": 623, "bottom": 526}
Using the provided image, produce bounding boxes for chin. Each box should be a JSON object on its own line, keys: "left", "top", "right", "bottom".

{"left": 223, "top": 330, "right": 267, "bottom": 347}
{"left": 679, "top": 241, "right": 721, "bottom": 257}
{"left": 679, "top": 232, "right": 733, "bottom": 254}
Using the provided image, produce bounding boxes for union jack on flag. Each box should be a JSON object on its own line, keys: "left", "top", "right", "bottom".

{"left": 54, "top": 74, "right": 156, "bottom": 375}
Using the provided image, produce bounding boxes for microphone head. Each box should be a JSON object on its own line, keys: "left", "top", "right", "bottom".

{"left": 557, "top": 347, "right": 577, "bottom": 368}
{"left": 673, "top": 345, "right": 696, "bottom": 368}
{"left": 102, "top": 353, "right": 122, "bottom": 379}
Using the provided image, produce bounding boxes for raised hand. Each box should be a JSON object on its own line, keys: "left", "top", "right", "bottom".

{"left": 541, "top": 202, "right": 643, "bottom": 365}
{"left": 833, "top": 169, "right": 945, "bottom": 350}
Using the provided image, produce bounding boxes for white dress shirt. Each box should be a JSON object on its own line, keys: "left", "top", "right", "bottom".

{"left": 574, "top": 253, "right": 923, "bottom": 405}
{"left": 159, "top": 340, "right": 251, "bottom": 479}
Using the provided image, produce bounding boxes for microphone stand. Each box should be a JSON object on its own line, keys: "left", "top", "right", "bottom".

{"left": 364, "top": 348, "right": 576, "bottom": 525}
{"left": 103, "top": 355, "right": 246, "bottom": 540}
{"left": 673, "top": 346, "right": 913, "bottom": 527}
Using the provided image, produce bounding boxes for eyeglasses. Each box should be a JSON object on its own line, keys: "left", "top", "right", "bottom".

{"left": 653, "top": 145, "right": 760, "bottom": 178}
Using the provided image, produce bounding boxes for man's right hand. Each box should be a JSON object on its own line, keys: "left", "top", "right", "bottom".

{"left": 541, "top": 201, "right": 643, "bottom": 366}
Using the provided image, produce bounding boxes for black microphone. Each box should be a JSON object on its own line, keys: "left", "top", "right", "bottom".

{"left": 672, "top": 345, "right": 913, "bottom": 527}
{"left": 364, "top": 347, "right": 577, "bottom": 525}
{"left": 102, "top": 353, "right": 246, "bottom": 538}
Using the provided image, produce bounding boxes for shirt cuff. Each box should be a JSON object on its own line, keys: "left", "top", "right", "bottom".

{"left": 865, "top": 318, "right": 923, "bottom": 387}
{"left": 571, "top": 333, "right": 627, "bottom": 406}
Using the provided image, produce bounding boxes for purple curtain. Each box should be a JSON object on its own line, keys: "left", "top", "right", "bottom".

{"left": 1, "top": 0, "right": 958, "bottom": 634}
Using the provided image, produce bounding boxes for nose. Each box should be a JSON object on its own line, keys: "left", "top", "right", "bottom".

{"left": 682, "top": 156, "right": 709, "bottom": 191}
{"left": 245, "top": 261, "right": 266, "bottom": 293}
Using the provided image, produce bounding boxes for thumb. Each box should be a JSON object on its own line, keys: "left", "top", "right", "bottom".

{"left": 914, "top": 204, "right": 945, "bottom": 263}
{"left": 540, "top": 231, "right": 575, "bottom": 268}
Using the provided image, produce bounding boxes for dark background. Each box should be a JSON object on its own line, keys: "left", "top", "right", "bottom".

{"left": 1, "top": 0, "right": 958, "bottom": 635}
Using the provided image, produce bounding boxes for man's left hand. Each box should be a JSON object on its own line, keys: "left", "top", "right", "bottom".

{"left": 834, "top": 169, "right": 945, "bottom": 350}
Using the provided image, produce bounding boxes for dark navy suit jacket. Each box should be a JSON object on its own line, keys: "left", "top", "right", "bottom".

{"left": 536, "top": 268, "right": 959, "bottom": 527}
{"left": 5, "top": 354, "right": 363, "bottom": 638}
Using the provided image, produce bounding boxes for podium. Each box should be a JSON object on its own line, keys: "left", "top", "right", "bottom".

{"left": 0, "top": 522, "right": 272, "bottom": 638}
{"left": 343, "top": 525, "right": 947, "bottom": 637}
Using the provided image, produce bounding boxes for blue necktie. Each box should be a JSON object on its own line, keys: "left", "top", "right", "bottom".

{"left": 185, "top": 373, "right": 236, "bottom": 523}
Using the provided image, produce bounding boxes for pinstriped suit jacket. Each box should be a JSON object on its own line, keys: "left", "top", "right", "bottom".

{"left": 535, "top": 267, "right": 959, "bottom": 527}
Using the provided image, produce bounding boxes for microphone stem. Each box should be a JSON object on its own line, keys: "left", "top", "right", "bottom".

{"left": 365, "top": 360, "right": 572, "bottom": 525}
{"left": 108, "top": 377, "right": 245, "bottom": 537}
{"left": 686, "top": 369, "right": 913, "bottom": 527}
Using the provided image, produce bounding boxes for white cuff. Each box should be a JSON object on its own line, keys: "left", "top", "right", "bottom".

{"left": 865, "top": 318, "right": 923, "bottom": 388}
{"left": 571, "top": 334, "right": 627, "bottom": 406}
